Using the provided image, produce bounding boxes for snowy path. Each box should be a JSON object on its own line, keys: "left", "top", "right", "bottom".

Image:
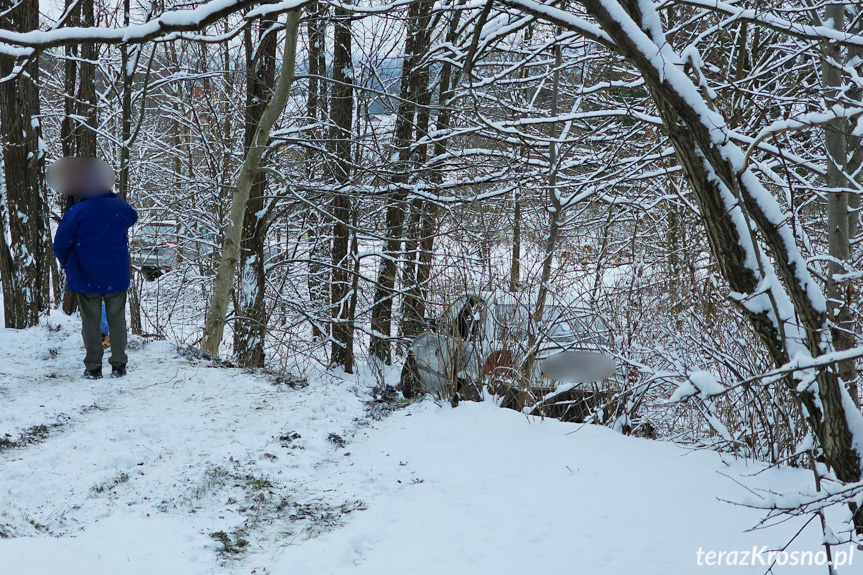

{"left": 0, "top": 314, "right": 846, "bottom": 574}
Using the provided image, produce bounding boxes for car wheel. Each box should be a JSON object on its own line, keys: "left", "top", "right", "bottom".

{"left": 399, "top": 354, "right": 421, "bottom": 399}
{"left": 142, "top": 266, "right": 161, "bottom": 281}
{"left": 456, "top": 377, "right": 482, "bottom": 402}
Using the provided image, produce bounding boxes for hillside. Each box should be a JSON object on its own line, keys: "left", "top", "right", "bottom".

{"left": 0, "top": 313, "right": 849, "bottom": 574}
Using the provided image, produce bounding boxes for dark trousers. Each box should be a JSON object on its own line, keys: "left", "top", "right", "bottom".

{"left": 79, "top": 291, "right": 128, "bottom": 371}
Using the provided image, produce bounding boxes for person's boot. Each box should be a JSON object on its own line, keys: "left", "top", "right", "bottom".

{"left": 111, "top": 365, "right": 127, "bottom": 378}
{"left": 101, "top": 334, "right": 110, "bottom": 349}
{"left": 84, "top": 368, "right": 103, "bottom": 379}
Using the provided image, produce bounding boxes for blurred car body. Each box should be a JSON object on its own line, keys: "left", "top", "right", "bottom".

{"left": 400, "top": 291, "right": 617, "bottom": 403}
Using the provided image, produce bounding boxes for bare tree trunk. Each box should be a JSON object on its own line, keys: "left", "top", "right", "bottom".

{"left": 667, "top": 202, "right": 680, "bottom": 305}
{"left": 233, "top": 13, "right": 278, "bottom": 368}
{"left": 510, "top": 21, "right": 534, "bottom": 295}
{"left": 400, "top": 45, "right": 432, "bottom": 342}
{"left": 305, "top": 0, "right": 327, "bottom": 142}
{"left": 119, "top": 0, "right": 145, "bottom": 335}
{"left": 57, "top": 0, "right": 98, "bottom": 315}
{"left": 510, "top": 189, "right": 521, "bottom": 292}
{"left": 406, "top": 5, "right": 464, "bottom": 329}
{"left": 0, "top": 0, "right": 47, "bottom": 328}
{"left": 522, "top": 38, "right": 563, "bottom": 409}
{"left": 58, "top": 4, "right": 79, "bottom": 315}
{"left": 306, "top": 0, "right": 328, "bottom": 340}
{"left": 329, "top": 6, "right": 355, "bottom": 372}
{"left": 201, "top": 9, "right": 302, "bottom": 357}
{"left": 848, "top": 9, "right": 863, "bottom": 268}
{"left": 370, "top": 0, "right": 434, "bottom": 364}
{"left": 78, "top": 0, "right": 97, "bottom": 156}
{"left": 590, "top": 204, "right": 615, "bottom": 306}
{"left": 822, "top": 2, "right": 860, "bottom": 407}
{"left": 400, "top": 200, "right": 422, "bottom": 337}
{"left": 61, "top": 0, "right": 79, "bottom": 157}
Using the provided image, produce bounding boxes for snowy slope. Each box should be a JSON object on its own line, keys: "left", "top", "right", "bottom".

{"left": 0, "top": 312, "right": 852, "bottom": 574}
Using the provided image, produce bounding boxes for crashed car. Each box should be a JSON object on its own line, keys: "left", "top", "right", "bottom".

{"left": 399, "top": 292, "right": 618, "bottom": 419}
{"left": 130, "top": 220, "right": 179, "bottom": 280}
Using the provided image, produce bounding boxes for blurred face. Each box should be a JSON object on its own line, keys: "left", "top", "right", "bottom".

{"left": 47, "top": 157, "right": 115, "bottom": 198}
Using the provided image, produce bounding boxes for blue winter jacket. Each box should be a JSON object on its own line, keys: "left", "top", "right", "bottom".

{"left": 53, "top": 192, "right": 138, "bottom": 294}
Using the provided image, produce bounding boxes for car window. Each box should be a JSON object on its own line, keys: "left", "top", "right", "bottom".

{"left": 455, "top": 296, "right": 484, "bottom": 341}
{"left": 439, "top": 296, "right": 468, "bottom": 333}
{"left": 440, "top": 295, "right": 485, "bottom": 341}
{"left": 138, "top": 224, "right": 175, "bottom": 237}
{"left": 493, "top": 304, "right": 528, "bottom": 341}
{"left": 493, "top": 303, "right": 608, "bottom": 346}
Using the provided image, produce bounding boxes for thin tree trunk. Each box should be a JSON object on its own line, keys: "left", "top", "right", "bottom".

{"left": 523, "top": 38, "right": 563, "bottom": 409}
{"left": 510, "top": 189, "right": 521, "bottom": 292}
{"left": 822, "top": 3, "right": 860, "bottom": 407}
{"left": 306, "top": 0, "right": 329, "bottom": 340}
{"left": 400, "top": 40, "right": 433, "bottom": 342}
{"left": 119, "top": 0, "right": 144, "bottom": 335}
{"left": 78, "top": 0, "right": 97, "bottom": 156}
{"left": 201, "top": 9, "right": 301, "bottom": 357}
{"left": 408, "top": 3, "right": 465, "bottom": 329}
{"left": 57, "top": 0, "right": 97, "bottom": 315}
{"left": 233, "top": 13, "right": 278, "bottom": 368}
{"left": 329, "top": 6, "right": 355, "bottom": 371}
{"left": 370, "top": 0, "right": 434, "bottom": 364}
{"left": 61, "top": 0, "right": 78, "bottom": 156}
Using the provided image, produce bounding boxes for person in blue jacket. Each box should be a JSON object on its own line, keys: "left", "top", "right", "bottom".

{"left": 50, "top": 157, "right": 138, "bottom": 379}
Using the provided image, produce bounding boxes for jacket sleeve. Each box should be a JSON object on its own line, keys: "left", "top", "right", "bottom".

{"left": 124, "top": 202, "right": 138, "bottom": 228}
{"left": 52, "top": 210, "right": 78, "bottom": 268}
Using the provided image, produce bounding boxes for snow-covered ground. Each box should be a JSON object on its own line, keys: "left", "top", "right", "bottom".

{"left": 0, "top": 311, "right": 854, "bottom": 573}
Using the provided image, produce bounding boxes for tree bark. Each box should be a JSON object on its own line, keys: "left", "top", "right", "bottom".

{"left": 400, "top": 48, "right": 433, "bottom": 341}
{"left": 58, "top": 0, "right": 98, "bottom": 314}
{"left": 0, "top": 0, "right": 47, "bottom": 328}
{"left": 201, "top": 9, "right": 301, "bottom": 357}
{"left": 118, "top": 0, "right": 146, "bottom": 335}
{"left": 822, "top": 2, "right": 859, "bottom": 408}
{"left": 370, "top": 0, "right": 434, "bottom": 364}
{"left": 329, "top": 6, "right": 355, "bottom": 372}
{"left": 233, "top": 12, "right": 278, "bottom": 368}
{"left": 572, "top": 0, "right": 863, "bottom": 530}
{"left": 523, "top": 38, "right": 563, "bottom": 409}
{"left": 306, "top": 0, "right": 329, "bottom": 339}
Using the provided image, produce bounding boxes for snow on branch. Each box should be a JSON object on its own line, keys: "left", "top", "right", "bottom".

{"left": 669, "top": 370, "right": 725, "bottom": 402}
{"left": 678, "top": 0, "right": 863, "bottom": 49}
{"left": 739, "top": 106, "right": 863, "bottom": 175}
{"left": 0, "top": 0, "right": 307, "bottom": 53}
{"left": 498, "top": 0, "right": 617, "bottom": 49}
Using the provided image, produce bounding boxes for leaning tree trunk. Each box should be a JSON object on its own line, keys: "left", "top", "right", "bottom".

{"left": 201, "top": 9, "right": 301, "bottom": 357}
{"left": 329, "top": 6, "right": 356, "bottom": 372}
{"left": 577, "top": 0, "right": 863, "bottom": 532}
{"left": 0, "top": 0, "right": 47, "bottom": 328}
{"left": 233, "top": 13, "right": 278, "bottom": 368}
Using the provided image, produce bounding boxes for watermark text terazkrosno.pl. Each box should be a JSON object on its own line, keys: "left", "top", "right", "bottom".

{"left": 696, "top": 546, "right": 855, "bottom": 568}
